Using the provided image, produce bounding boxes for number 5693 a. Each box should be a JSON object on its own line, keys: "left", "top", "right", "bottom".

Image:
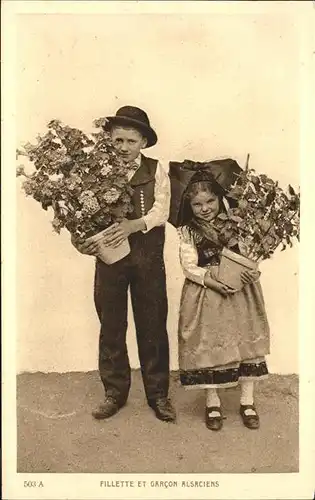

{"left": 24, "top": 481, "right": 44, "bottom": 488}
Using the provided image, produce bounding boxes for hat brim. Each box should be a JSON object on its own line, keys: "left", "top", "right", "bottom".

{"left": 103, "top": 116, "right": 157, "bottom": 148}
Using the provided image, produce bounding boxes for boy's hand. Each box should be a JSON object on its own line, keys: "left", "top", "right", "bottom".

{"left": 71, "top": 234, "right": 100, "bottom": 256}
{"left": 240, "top": 269, "right": 261, "bottom": 285}
{"left": 204, "top": 271, "right": 236, "bottom": 297}
{"left": 101, "top": 220, "right": 133, "bottom": 248}
{"left": 102, "top": 219, "right": 145, "bottom": 248}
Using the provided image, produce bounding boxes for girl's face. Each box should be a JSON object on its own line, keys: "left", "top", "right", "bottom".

{"left": 190, "top": 189, "right": 220, "bottom": 222}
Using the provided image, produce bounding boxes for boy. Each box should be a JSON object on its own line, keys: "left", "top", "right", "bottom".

{"left": 73, "top": 106, "right": 176, "bottom": 423}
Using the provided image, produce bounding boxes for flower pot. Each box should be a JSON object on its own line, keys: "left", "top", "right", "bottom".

{"left": 97, "top": 238, "right": 130, "bottom": 265}
{"left": 85, "top": 228, "right": 130, "bottom": 265}
{"left": 217, "top": 247, "right": 258, "bottom": 291}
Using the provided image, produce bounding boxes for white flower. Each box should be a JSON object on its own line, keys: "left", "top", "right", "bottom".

{"left": 69, "top": 174, "right": 82, "bottom": 185}
{"left": 100, "top": 164, "right": 113, "bottom": 177}
{"left": 79, "top": 190, "right": 94, "bottom": 203}
{"left": 49, "top": 173, "right": 63, "bottom": 181}
{"left": 52, "top": 217, "right": 63, "bottom": 233}
{"left": 57, "top": 200, "right": 69, "bottom": 216}
{"left": 103, "top": 187, "right": 120, "bottom": 204}
{"left": 82, "top": 197, "right": 101, "bottom": 215}
{"left": 75, "top": 211, "right": 83, "bottom": 219}
{"left": 52, "top": 137, "right": 63, "bottom": 146}
{"left": 16, "top": 166, "right": 25, "bottom": 177}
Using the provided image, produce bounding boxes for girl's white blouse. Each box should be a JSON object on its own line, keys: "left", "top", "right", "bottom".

{"left": 178, "top": 227, "right": 207, "bottom": 287}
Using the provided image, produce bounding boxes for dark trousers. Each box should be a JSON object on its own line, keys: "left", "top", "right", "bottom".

{"left": 94, "top": 228, "right": 170, "bottom": 405}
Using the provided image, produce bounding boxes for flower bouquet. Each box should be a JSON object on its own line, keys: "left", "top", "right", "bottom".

{"left": 206, "top": 158, "right": 300, "bottom": 290}
{"left": 16, "top": 118, "right": 134, "bottom": 264}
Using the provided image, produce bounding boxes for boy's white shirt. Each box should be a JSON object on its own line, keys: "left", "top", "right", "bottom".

{"left": 128, "top": 154, "right": 170, "bottom": 233}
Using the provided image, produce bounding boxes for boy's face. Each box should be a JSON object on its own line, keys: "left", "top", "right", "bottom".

{"left": 190, "top": 190, "right": 220, "bottom": 222}
{"left": 110, "top": 126, "right": 147, "bottom": 163}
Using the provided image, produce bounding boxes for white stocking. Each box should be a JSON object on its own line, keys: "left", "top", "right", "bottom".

{"left": 240, "top": 380, "right": 256, "bottom": 415}
{"left": 206, "top": 389, "right": 221, "bottom": 416}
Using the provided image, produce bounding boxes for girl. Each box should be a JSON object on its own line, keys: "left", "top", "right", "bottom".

{"left": 177, "top": 171, "right": 270, "bottom": 431}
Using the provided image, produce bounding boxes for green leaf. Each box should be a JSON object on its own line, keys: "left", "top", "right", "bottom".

{"left": 288, "top": 184, "right": 296, "bottom": 196}
{"left": 230, "top": 215, "right": 243, "bottom": 223}
{"left": 217, "top": 213, "right": 229, "bottom": 220}
{"left": 286, "top": 235, "right": 293, "bottom": 247}
{"left": 284, "top": 221, "right": 293, "bottom": 233}
{"left": 263, "top": 240, "right": 271, "bottom": 252}
{"left": 258, "top": 219, "right": 271, "bottom": 232}
{"left": 227, "top": 186, "right": 243, "bottom": 199}
{"left": 227, "top": 237, "right": 239, "bottom": 248}
{"left": 238, "top": 199, "right": 248, "bottom": 210}
{"left": 265, "top": 190, "right": 276, "bottom": 206}
{"left": 41, "top": 200, "right": 51, "bottom": 210}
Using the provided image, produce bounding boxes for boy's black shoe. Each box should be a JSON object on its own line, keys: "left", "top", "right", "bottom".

{"left": 92, "top": 396, "right": 123, "bottom": 420}
{"left": 149, "top": 397, "right": 176, "bottom": 423}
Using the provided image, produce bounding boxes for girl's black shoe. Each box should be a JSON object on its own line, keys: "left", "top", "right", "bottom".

{"left": 239, "top": 404, "right": 260, "bottom": 429}
{"left": 205, "top": 406, "right": 223, "bottom": 431}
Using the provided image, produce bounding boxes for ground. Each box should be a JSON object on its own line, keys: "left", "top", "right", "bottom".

{"left": 17, "top": 371, "right": 298, "bottom": 474}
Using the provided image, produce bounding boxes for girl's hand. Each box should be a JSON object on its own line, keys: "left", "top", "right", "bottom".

{"left": 204, "top": 272, "right": 236, "bottom": 297}
{"left": 241, "top": 269, "right": 261, "bottom": 285}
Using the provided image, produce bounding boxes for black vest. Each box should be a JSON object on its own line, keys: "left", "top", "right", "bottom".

{"left": 194, "top": 233, "right": 240, "bottom": 267}
{"left": 128, "top": 155, "right": 165, "bottom": 252}
{"left": 128, "top": 155, "right": 158, "bottom": 220}
{"left": 195, "top": 237, "right": 221, "bottom": 267}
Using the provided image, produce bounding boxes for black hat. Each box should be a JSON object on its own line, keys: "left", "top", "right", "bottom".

{"left": 103, "top": 106, "right": 158, "bottom": 148}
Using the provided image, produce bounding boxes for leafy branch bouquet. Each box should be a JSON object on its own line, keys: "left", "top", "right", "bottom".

{"left": 206, "top": 157, "right": 300, "bottom": 289}
{"left": 16, "top": 118, "right": 134, "bottom": 264}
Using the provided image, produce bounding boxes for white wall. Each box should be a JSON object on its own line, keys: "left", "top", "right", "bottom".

{"left": 16, "top": 9, "right": 300, "bottom": 374}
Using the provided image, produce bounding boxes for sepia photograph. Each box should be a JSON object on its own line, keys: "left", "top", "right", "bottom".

{"left": 2, "top": 1, "right": 314, "bottom": 499}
